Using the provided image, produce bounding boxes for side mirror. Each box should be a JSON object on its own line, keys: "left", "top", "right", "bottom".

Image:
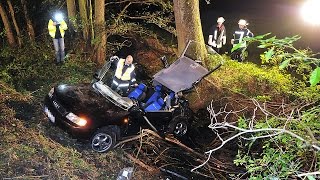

{"left": 160, "top": 56, "right": 169, "bottom": 68}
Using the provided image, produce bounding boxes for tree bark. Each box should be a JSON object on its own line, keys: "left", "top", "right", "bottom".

{"left": 21, "top": 0, "right": 35, "bottom": 41}
{"left": 79, "top": 0, "right": 89, "bottom": 42}
{"left": 94, "top": 0, "right": 106, "bottom": 65}
{"left": 6, "top": 0, "right": 22, "bottom": 46}
{"left": 66, "top": 0, "right": 76, "bottom": 18}
{"left": 173, "top": 0, "right": 207, "bottom": 63}
{"left": 66, "top": 0, "right": 76, "bottom": 31}
{"left": 0, "top": 2, "right": 16, "bottom": 47}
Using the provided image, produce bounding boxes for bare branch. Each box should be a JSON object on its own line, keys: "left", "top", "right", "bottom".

{"left": 192, "top": 99, "right": 320, "bottom": 173}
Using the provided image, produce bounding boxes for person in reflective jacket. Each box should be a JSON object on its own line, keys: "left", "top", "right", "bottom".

{"left": 48, "top": 12, "right": 68, "bottom": 64}
{"left": 208, "top": 17, "right": 227, "bottom": 54}
{"left": 110, "top": 55, "right": 137, "bottom": 95}
{"left": 230, "top": 19, "right": 254, "bottom": 62}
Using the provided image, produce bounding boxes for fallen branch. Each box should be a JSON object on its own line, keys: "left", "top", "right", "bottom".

{"left": 125, "top": 152, "right": 159, "bottom": 172}
{"left": 192, "top": 99, "right": 320, "bottom": 174}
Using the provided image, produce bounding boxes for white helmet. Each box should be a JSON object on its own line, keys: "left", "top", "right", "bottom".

{"left": 238, "top": 19, "right": 248, "bottom": 26}
{"left": 217, "top": 17, "right": 225, "bottom": 23}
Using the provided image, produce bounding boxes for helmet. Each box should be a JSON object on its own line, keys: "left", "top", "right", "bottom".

{"left": 238, "top": 19, "right": 248, "bottom": 26}
{"left": 217, "top": 17, "right": 225, "bottom": 23}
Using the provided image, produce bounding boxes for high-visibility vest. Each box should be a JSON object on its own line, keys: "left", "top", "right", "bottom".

{"left": 115, "top": 58, "right": 135, "bottom": 81}
{"left": 48, "top": 19, "right": 68, "bottom": 38}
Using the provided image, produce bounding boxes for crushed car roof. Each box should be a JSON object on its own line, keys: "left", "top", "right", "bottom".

{"left": 153, "top": 56, "right": 209, "bottom": 93}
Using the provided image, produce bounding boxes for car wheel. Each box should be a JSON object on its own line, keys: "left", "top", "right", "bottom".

{"left": 91, "top": 126, "right": 117, "bottom": 153}
{"left": 168, "top": 116, "right": 189, "bottom": 137}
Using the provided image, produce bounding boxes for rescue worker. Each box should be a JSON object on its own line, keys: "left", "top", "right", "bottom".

{"left": 48, "top": 12, "right": 68, "bottom": 64}
{"left": 230, "top": 19, "right": 254, "bottom": 62}
{"left": 110, "top": 55, "right": 137, "bottom": 95}
{"left": 208, "top": 17, "right": 227, "bottom": 54}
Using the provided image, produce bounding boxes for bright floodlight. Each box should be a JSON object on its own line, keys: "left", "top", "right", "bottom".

{"left": 301, "top": 0, "right": 320, "bottom": 25}
{"left": 54, "top": 13, "right": 63, "bottom": 22}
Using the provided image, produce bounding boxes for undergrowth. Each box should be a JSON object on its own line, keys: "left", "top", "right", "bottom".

{"left": 0, "top": 42, "right": 153, "bottom": 179}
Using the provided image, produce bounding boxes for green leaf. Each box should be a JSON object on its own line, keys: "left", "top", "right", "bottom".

{"left": 265, "top": 47, "right": 274, "bottom": 61}
{"left": 307, "top": 175, "right": 316, "bottom": 180}
{"left": 279, "top": 59, "right": 291, "bottom": 69}
{"left": 254, "top": 33, "right": 271, "bottom": 39}
{"left": 309, "top": 67, "right": 320, "bottom": 86}
{"left": 231, "top": 43, "right": 243, "bottom": 53}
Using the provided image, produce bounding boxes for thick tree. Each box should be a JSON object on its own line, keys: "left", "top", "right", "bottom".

{"left": 66, "top": 0, "right": 76, "bottom": 31}
{"left": 6, "top": 0, "right": 22, "bottom": 46}
{"left": 173, "top": 0, "right": 207, "bottom": 63}
{"left": 79, "top": 0, "right": 89, "bottom": 42}
{"left": 66, "top": 0, "right": 76, "bottom": 18}
{"left": 0, "top": 2, "right": 16, "bottom": 47}
{"left": 94, "top": 0, "right": 106, "bottom": 65}
{"left": 21, "top": 0, "right": 35, "bottom": 41}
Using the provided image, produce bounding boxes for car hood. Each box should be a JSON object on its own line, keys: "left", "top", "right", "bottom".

{"left": 54, "top": 83, "right": 130, "bottom": 121}
{"left": 153, "top": 56, "right": 209, "bottom": 92}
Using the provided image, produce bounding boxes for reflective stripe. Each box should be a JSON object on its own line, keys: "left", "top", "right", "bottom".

{"left": 131, "top": 78, "right": 136, "bottom": 82}
{"left": 112, "top": 80, "right": 119, "bottom": 86}
{"left": 214, "top": 30, "right": 217, "bottom": 40}
{"left": 118, "top": 83, "right": 129, "bottom": 87}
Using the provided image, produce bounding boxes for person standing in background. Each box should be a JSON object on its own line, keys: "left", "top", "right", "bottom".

{"left": 48, "top": 12, "right": 68, "bottom": 65}
{"left": 230, "top": 19, "right": 254, "bottom": 62}
{"left": 208, "top": 17, "right": 227, "bottom": 54}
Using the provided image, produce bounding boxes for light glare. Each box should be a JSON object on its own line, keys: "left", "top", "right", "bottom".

{"left": 54, "top": 13, "right": 63, "bottom": 22}
{"left": 301, "top": 0, "right": 320, "bottom": 25}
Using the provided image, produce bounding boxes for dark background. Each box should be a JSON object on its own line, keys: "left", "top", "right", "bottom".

{"left": 200, "top": 0, "right": 320, "bottom": 54}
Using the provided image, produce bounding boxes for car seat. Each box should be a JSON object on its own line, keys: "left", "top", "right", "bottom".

{"left": 142, "top": 85, "right": 165, "bottom": 112}
{"left": 127, "top": 83, "right": 147, "bottom": 101}
{"left": 144, "top": 97, "right": 165, "bottom": 112}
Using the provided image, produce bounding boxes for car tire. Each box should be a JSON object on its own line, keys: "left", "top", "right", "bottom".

{"left": 91, "top": 126, "right": 117, "bottom": 153}
{"left": 167, "top": 116, "right": 189, "bottom": 137}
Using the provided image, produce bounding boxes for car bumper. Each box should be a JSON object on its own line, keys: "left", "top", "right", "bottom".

{"left": 43, "top": 95, "right": 93, "bottom": 138}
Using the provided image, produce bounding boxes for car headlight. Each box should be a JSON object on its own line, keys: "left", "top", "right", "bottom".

{"left": 48, "top": 87, "right": 54, "bottom": 98}
{"left": 66, "top": 112, "right": 87, "bottom": 126}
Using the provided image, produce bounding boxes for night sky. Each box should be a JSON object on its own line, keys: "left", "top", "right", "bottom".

{"left": 200, "top": 0, "right": 320, "bottom": 52}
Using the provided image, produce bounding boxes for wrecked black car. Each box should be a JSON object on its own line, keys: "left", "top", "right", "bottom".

{"left": 43, "top": 41, "right": 222, "bottom": 152}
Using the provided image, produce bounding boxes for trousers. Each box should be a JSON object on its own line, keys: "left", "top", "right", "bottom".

{"left": 53, "top": 38, "right": 65, "bottom": 63}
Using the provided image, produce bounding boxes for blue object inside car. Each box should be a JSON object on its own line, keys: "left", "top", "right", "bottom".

{"left": 128, "top": 83, "right": 147, "bottom": 101}
{"left": 143, "top": 85, "right": 165, "bottom": 112}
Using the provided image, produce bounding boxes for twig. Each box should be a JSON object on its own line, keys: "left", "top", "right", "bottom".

{"left": 297, "top": 171, "right": 320, "bottom": 178}
{"left": 125, "top": 152, "right": 159, "bottom": 172}
{"left": 3, "top": 175, "right": 49, "bottom": 179}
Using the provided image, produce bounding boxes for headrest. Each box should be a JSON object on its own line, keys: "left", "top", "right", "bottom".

{"left": 138, "top": 83, "right": 147, "bottom": 91}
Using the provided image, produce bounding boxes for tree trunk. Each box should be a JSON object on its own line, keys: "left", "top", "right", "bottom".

{"left": 79, "top": 0, "right": 89, "bottom": 42}
{"left": 94, "top": 0, "right": 106, "bottom": 65}
{"left": 7, "top": 0, "right": 22, "bottom": 46}
{"left": 173, "top": 0, "right": 206, "bottom": 63}
{"left": 21, "top": 0, "right": 35, "bottom": 41}
{"left": 66, "top": 0, "right": 76, "bottom": 31}
{"left": 0, "top": 2, "right": 16, "bottom": 47}
{"left": 66, "top": 0, "right": 76, "bottom": 18}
